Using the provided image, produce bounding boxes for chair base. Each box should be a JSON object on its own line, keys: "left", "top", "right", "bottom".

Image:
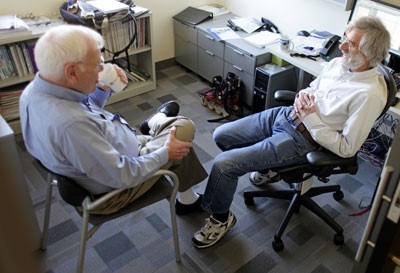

{"left": 243, "top": 185, "right": 345, "bottom": 252}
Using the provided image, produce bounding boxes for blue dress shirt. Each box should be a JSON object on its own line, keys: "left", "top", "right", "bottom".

{"left": 20, "top": 74, "right": 169, "bottom": 194}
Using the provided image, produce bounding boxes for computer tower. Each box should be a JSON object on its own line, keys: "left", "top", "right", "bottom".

{"left": 252, "top": 64, "right": 296, "bottom": 113}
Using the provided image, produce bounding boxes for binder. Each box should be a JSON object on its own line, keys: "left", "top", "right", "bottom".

{"left": 173, "top": 7, "right": 213, "bottom": 26}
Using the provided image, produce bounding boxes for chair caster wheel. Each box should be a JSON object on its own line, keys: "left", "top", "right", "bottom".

{"left": 334, "top": 234, "right": 344, "bottom": 245}
{"left": 333, "top": 190, "right": 344, "bottom": 201}
{"left": 244, "top": 196, "right": 255, "bottom": 206}
{"left": 272, "top": 238, "right": 284, "bottom": 252}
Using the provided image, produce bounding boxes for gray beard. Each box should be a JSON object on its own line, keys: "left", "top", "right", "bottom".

{"left": 342, "top": 52, "right": 365, "bottom": 71}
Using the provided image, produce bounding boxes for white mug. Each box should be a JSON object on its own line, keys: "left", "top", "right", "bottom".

{"left": 98, "top": 63, "right": 127, "bottom": 93}
{"left": 279, "top": 34, "right": 294, "bottom": 51}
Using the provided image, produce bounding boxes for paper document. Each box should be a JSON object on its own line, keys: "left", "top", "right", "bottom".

{"left": 86, "top": 0, "right": 129, "bottom": 14}
{"left": 229, "top": 17, "right": 264, "bottom": 33}
{"left": 243, "top": 31, "right": 280, "bottom": 48}
{"left": 208, "top": 27, "right": 240, "bottom": 41}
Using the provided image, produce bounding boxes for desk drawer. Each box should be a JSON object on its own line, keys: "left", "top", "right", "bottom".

{"left": 198, "top": 30, "right": 224, "bottom": 58}
{"left": 224, "top": 61, "right": 254, "bottom": 107}
{"left": 173, "top": 20, "right": 197, "bottom": 44}
{"left": 224, "top": 45, "right": 256, "bottom": 75}
{"left": 198, "top": 47, "right": 223, "bottom": 82}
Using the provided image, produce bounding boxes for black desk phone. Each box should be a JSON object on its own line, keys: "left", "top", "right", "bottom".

{"left": 320, "top": 35, "right": 343, "bottom": 61}
{"left": 227, "top": 17, "right": 280, "bottom": 33}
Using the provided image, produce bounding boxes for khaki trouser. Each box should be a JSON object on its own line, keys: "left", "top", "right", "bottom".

{"left": 90, "top": 116, "right": 208, "bottom": 214}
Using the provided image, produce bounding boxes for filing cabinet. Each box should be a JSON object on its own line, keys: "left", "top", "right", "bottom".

{"left": 197, "top": 29, "right": 224, "bottom": 82}
{"left": 174, "top": 20, "right": 198, "bottom": 73}
{"left": 173, "top": 14, "right": 271, "bottom": 108}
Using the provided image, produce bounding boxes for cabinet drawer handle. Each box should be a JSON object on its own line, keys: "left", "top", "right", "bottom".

{"left": 205, "top": 35, "right": 214, "bottom": 41}
{"left": 233, "top": 49, "right": 244, "bottom": 56}
{"left": 233, "top": 65, "right": 243, "bottom": 71}
{"left": 206, "top": 51, "right": 215, "bottom": 56}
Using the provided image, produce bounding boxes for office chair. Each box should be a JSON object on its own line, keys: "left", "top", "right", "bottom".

{"left": 243, "top": 64, "right": 397, "bottom": 252}
{"left": 36, "top": 160, "right": 181, "bottom": 273}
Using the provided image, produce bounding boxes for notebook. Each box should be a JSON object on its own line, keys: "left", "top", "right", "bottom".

{"left": 173, "top": 7, "right": 213, "bottom": 26}
{"left": 243, "top": 31, "right": 280, "bottom": 48}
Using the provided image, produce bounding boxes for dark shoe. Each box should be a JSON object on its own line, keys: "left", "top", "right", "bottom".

{"left": 157, "top": 100, "right": 180, "bottom": 117}
{"left": 139, "top": 101, "right": 180, "bottom": 135}
{"left": 175, "top": 194, "right": 203, "bottom": 215}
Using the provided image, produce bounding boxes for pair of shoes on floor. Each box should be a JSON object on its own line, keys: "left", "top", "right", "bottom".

{"left": 192, "top": 211, "right": 237, "bottom": 248}
{"left": 139, "top": 100, "right": 180, "bottom": 135}
{"left": 249, "top": 170, "right": 281, "bottom": 186}
{"left": 175, "top": 194, "right": 203, "bottom": 215}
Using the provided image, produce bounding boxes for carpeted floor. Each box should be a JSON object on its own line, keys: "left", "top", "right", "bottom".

{"left": 17, "top": 62, "right": 382, "bottom": 273}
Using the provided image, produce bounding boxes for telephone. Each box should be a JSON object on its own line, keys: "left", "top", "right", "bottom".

{"left": 320, "top": 35, "right": 343, "bottom": 61}
{"left": 227, "top": 19, "right": 242, "bottom": 31}
{"left": 227, "top": 17, "right": 280, "bottom": 33}
{"left": 261, "top": 17, "right": 280, "bottom": 33}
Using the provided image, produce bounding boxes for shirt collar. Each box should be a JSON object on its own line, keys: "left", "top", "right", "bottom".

{"left": 34, "top": 73, "right": 86, "bottom": 103}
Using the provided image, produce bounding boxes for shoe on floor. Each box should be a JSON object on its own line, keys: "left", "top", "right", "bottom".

{"left": 139, "top": 101, "right": 180, "bottom": 135}
{"left": 249, "top": 170, "right": 280, "bottom": 186}
{"left": 192, "top": 211, "right": 236, "bottom": 248}
{"left": 175, "top": 194, "right": 203, "bottom": 215}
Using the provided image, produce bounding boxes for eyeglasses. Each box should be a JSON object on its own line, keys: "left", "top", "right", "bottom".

{"left": 340, "top": 35, "right": 357, "bottom": 50}
{"left": 76, "top": 60, "right": 105, "bottom": 71}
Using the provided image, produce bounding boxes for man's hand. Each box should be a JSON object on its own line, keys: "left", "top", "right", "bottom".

{"left": 294, "top": 90, "right": 316, "bottom": 119}
{"left": 97, "top": 64, "right": 128, "bottom": 92}
{"left": 164, "top": 126, "right": 192, "bottom": 161}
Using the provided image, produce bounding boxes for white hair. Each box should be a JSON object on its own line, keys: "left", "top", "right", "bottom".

{"left": 34, "top": 25, "right": 104, "bottom": 79}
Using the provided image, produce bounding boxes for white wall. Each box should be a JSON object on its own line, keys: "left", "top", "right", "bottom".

{"left": 0, "top": 0, "right": 351, "bottom": 62}
{"left": 223, "top": 0, "right": 351, "bottom": 37}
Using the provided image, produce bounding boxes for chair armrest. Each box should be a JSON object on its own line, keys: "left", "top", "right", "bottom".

{"left": 274, "top": 90, "right": 297, "bottom": 103}
{"left": 83, "top": 169, "right": 180, "bottom": 211}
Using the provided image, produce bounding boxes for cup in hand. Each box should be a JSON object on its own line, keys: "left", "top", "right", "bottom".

{"left": 279, "top": 34, "right": 293, "bottom": 51}
{"left": 98, "top": 63, "right": 127, "bottom": 93}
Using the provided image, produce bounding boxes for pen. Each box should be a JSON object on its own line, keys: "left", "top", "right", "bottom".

{"left": 303, "top": 46, "right": 314, "bottom": 50}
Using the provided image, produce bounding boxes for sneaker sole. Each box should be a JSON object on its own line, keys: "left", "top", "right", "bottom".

{"left": 249, "top": 174, "right": 281, "bottom": 186}
{"left": 192, "top": 215, "right": 237, "bottom": 249}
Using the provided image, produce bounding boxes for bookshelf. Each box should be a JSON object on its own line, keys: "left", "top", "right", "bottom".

{"left": 0, "top": 10, "right": 156, "bottom": 133}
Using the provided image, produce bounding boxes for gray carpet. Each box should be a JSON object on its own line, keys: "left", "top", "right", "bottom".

{"left": 17, "top": 63, "right": 382, "bottom": 273}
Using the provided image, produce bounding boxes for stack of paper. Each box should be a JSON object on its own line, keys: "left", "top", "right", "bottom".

{"left": 243, "top": 31, "right": 280, "bottom": 48}
{"left": 86, "top": 0, "right": 129, "bottom": 14}
{"left": 208, "top": 27, "right": 240, "bottom": 41}
{"left": 0, "top": 15, "right": 31, "bottom": 39}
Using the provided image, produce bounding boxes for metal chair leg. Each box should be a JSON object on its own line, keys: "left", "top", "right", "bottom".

{"left": 76, "top": 208, "right": 90, "bottom": 273}
{"left": 40, "top": 173, "right": 57, "bottom": 250}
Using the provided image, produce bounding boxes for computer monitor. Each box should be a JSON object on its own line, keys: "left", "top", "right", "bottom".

{"left": 349, "top": 0, "right": 400, "bottom": 72}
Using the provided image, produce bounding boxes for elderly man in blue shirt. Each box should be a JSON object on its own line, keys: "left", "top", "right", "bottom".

{"left": 20, "top": 24, "right": 207, "bottom": 215}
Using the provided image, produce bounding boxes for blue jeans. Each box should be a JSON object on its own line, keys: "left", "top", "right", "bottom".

{"left": 201, "top": 106, "right": 320, "bottom": 214}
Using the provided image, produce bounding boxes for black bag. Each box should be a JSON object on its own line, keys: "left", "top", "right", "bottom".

{"left": 200, "top": 72, "right": 244, "bottom": 122}
{"left": 59, "top": 2, "right": 105, "bottom": 29}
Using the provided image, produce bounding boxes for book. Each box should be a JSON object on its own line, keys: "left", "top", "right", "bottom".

{"left": 243, "top": 31, "right": 280, "bottom": 48}
{"left": 15, "top": 43, "right": 28, "bottom": 76}
{"left": 86, "top": 0, "right": 129, "bottom": 14}
{"left": 197, "top": 4, "right": 230, "bottom": 17}
{"left": 228, "top": 17, "right": 264, "bottom": 34}
{"left": 207, "top": 27, "right": 240, "bottom": 41}
{"left": 25, "top": 40, "right": 38, "bottom": 73}
{"left": 173, "top": 7, "right": 213, "bottom": 26}
{"left": 20, "top": 42, "right": 34, "bottom": 74}
{"left": 7, "top": 44, "right": 24, "bottom": 77}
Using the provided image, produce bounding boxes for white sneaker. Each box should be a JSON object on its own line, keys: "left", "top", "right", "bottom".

{"left": 249, "top": 170, "right": 280, "bottom": 186}
{"left": 192, "top": 212, "right": 237, "bottom": 248}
